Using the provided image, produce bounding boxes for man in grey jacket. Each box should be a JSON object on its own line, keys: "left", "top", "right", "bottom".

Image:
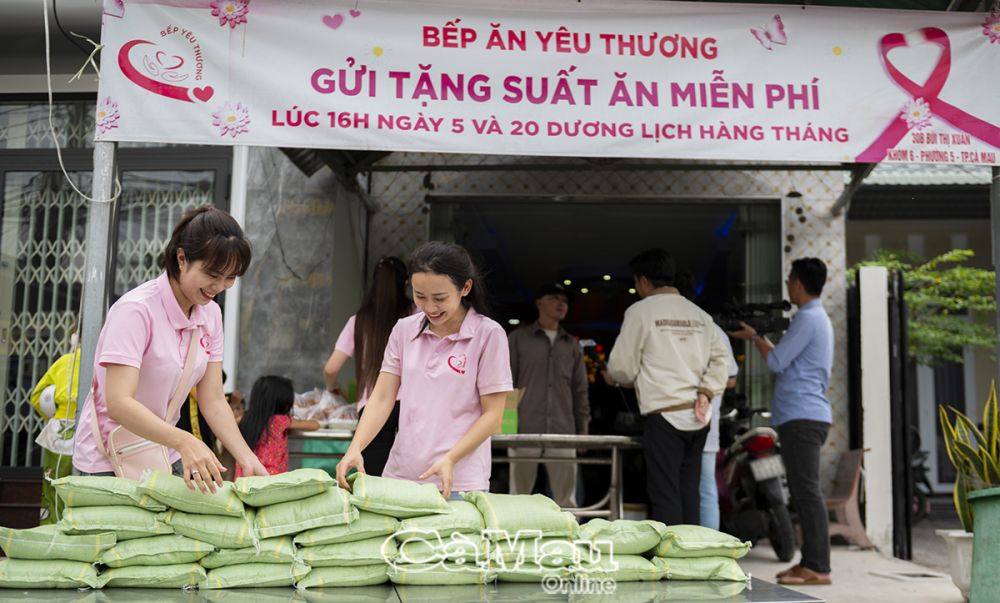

{"left": 508, "top": 283, "right": 590, "bottom": 507}
{"left": 606, "top": 249, "right": 730, "bottom": 525}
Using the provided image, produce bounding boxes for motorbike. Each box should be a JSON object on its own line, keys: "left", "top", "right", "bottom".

{"left": 716, "top": 393, "right": 796, "bottom": 562}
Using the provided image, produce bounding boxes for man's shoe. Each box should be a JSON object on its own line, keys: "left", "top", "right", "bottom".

{"left": 777, "top": 565, "right": 832, "bottom": 586}
{"left": 775, "top": 564, "right": 800, "bottom": 579}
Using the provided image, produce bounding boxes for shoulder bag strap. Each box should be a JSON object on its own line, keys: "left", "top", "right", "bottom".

{"left": 165, "top": 327, "right": 201, "bottom": 421}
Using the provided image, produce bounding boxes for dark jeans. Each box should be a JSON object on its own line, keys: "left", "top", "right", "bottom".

{"left": 359, "top": 401, "right": 400, "bottom": 477}
{"left": 778, "top": 419, "right": 831, "bottom": 574}
{"left": 643, "top": 414, "right": 709, "bottom": 526}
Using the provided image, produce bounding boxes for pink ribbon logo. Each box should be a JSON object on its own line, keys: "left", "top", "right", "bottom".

{"left": 856, "top": 27, "right": 1000, "bottom": 163}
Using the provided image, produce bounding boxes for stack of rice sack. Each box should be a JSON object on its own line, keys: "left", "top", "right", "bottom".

{"left": 366, "top": 475, "right": 490, "bottom": 586}
{"left": 463, "top": 491, "right": 582, "bottom": 584}
{"left": 291, "top": 473, "right": 402, "bottom": 588}
{"left": 345, "top": 473, "right": 490, "bottom": 587}
{"left": 576, "top": 520, "right": 750, "bottom": 583}
{"left": 1, "top": 467, "right": 751, "bottom": 591}
{"left": 649, "top": 524, "right": 751, "bottom": 582}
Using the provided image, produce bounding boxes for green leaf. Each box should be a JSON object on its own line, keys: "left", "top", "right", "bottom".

{"left": 985, "top": 381, "right": 999, "bottom": 460}
{"left": 954, "top": 474, "right": 974, "bottom": 532}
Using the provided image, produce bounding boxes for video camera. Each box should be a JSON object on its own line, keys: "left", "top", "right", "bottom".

{"left": 713, "top": 300, "right": 791, "bottom": 335}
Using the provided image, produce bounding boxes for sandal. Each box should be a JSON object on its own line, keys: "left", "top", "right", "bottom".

{"left": 777, "top": 566, "right": 832, "bottom": 586}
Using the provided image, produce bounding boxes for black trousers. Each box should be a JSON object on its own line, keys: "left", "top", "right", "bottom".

{"left": 359, "top": 401, "right": 400, "bottom": 477}
{"left": 644, "top": 414, "right": 709, "bottom": 526}
{"left": 778, "top": 420, "right": 831, "bottom": 574}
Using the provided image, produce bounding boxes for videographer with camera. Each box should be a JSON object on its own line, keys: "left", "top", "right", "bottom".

{"left": 728, "top": 257, "right": 834, "bottom": 587}
{"left": 605, "top": 249, "right": 730, "bottom": 526}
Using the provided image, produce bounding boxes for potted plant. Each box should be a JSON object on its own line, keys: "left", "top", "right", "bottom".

{"left": 938, "top": 381, "right": 1000, "bottom": 601}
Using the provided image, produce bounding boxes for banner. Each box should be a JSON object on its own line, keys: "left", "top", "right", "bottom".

{"left": 95, "top": 0, "right": 1000, "bottom": 165}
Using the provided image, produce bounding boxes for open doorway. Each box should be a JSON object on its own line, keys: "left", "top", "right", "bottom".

{"left": 429, "top": 197, "right": 783, "bottom": 505}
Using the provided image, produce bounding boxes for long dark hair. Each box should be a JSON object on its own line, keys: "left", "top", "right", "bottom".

{"left": 162, "top": 205, "right": 252, "bottom": 280}
{"left": 354, "top": 257, "right": 410, "bottom": 399}
{"left": 408, "top": 241, "right": 490, "bottom": 319}
{"left": 239, "top": 375, "right": 295, "bottom": 452}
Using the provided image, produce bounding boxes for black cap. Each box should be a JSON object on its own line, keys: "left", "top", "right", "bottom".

{"left": 536, "top": 283, "right": 572, "bottom": 301}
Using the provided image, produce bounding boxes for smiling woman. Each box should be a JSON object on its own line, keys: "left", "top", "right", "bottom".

{"left": 336, "top": 242, "right": 513, "bottom": 500}
{"left": 72, "top": 206, "right": 269, "bottom": 491}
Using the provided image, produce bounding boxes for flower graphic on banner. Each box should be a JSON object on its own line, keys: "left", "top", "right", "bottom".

{"left": 95, "top": 97, "right": 120, "bottom": 134}
{"left": 983, "top": 13, "right": 1000, "bottom": 43}
{"left": 900, "top": 98, "right": 933, "bottom": 130}
{"left": 212, "top": 101, "right": 250, "bottom": 138}
{"left": 210, "top": 0, "right": 249, "bottom": 29}
{"left": 103, "top": 0, "right": 124, "bottom": 18}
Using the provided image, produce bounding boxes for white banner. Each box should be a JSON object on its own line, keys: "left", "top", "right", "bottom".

{"left": 95, "top": 0, "right": 1000, "bottom": 165}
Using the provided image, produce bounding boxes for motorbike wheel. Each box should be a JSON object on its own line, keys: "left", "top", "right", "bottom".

{"left": 768, "top": 505, "right": 796, "bottom": 562}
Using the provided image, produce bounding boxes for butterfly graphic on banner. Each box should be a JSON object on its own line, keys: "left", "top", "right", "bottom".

{"left": 751, "top": 15, "right": 787, "bottom": 51}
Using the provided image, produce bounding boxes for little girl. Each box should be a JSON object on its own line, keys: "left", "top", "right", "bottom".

{"left": 236, "top": 376, "right": 320, "bottom": 476}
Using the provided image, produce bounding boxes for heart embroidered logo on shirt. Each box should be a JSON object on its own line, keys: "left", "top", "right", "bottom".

{"left": 447, "top": 354, "right": 467, "bottom": 375}
{"left": 200, "top": 335, "right": 211, "bottom": 355}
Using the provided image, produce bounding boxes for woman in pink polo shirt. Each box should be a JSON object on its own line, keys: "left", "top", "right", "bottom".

{"left": 323, "top": 256, "right": 411, "bottom": 476}
{"left": 337, "top": 242, "right": 513, "bottom": 498}
{"left": 73, "top": 206, "right": 268, "bottom": 491}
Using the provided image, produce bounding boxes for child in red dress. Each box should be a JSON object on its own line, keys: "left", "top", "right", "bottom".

{"left": 235, "top": 376, "right": 320, "bottom": 476}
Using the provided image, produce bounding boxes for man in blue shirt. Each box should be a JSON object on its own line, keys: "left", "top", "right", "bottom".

{"left": 729, "top": 257, "right": 834, "bottom": 587}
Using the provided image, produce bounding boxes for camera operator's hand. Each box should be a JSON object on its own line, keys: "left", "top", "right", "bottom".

{"left": 726, "top": 321, "right": 758, "bottom": 341}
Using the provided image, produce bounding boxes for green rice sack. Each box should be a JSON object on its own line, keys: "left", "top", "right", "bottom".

{"left": 397, "top": 533, "right": 486, "bottom": 565}
{"left": 200, "top": 536, "right": 296, "bottom": 569}
{"left": 98, "top": 534, "right": 214, "bottom": 568}
{"left": 387, "top": 563, "right": 494, "bottom": 586}
{"left": 137, "top": 470, "right": 245, "bottom": 517}
{"left": 201, "top": 561, "right": 311, "bottom": 589}
{"left": 489, "top": 536, "right": 587, "bottom": 569}
{"left": 59, "top": 505, "right": 173, "bottom": 540}
{"left": 52, "top": 475, "right": 165, "bottom": 511}
{"left": 255, "top": 487, "right": 356, "bottom": 539}
{"left": 295, "top": 565, "right": 389, "bottom": 589}
{"left": 398, "top": 500, "right": 483, "bottom": 536}
{"left": 97, "top": 563, "right": 206, "bottom": 588}
{"left": 0, "top": 559, "right": 100, "bottom": 589}
{"left": 163, "top": 508, "right": 257, "bottom": 549}
{"left": 463, "top": 492, "right": 578, "bottom": 540}
{"left": 0, "top": 524, "right": 115, "bottom": 563}
{"left": 579, "top": 518, "right": 668, "bottom": 555}
{"left": 294, "top": 511, "right": 399, "bottom": 546}
{"left": 347, "top": 473, "right": 451, "bottom": 519}
{"left": 652, "top": 556, "right": 748, "bottom": 581}
{"left": 496, "top": 566, "right": 572, "bottom": 583}
{"left": 232, "top": 468, "right": 333, "bottom": 507}
{"left": 297, "top": 536, "right": 397, "bottom": 567}
{"left": 652, "top": 524, "right": 751, "bottom": 559}
{"left": 576, "top": 555, "right": 665, "bottom": 582}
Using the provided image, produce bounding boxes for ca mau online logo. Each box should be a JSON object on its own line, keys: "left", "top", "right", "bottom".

{"left": 385, "top": 529, "right": 619, "bottom": 575}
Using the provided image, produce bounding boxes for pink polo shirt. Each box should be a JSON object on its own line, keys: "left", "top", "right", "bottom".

{"left": 335, "top": 307, "right": 417, "bottom": 408}
{"left": 73, "top": 272, "right": 224, "bottom": 473}
{"left": 380, "top": 309, "right": 512, "bottom": 492}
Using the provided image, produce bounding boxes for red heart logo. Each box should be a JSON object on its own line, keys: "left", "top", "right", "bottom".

{"left": 349, "top": 9, "right": 361, "bottom": 18}
{"left": 322, "top": 14, "right": 344, "bottom": 29}
{"left": 447, "top": 354, "right": 467, "bottom": 375}
{"left": 155, "top": 50, "right": 184, "bottom": 71}
{"left": 192, "top": 86, "right": 214, "bottom": 102}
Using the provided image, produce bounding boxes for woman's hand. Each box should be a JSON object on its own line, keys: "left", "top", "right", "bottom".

{"left": 336, "top": 448, "right": 365, "bottom": 492}
{"left": 236, "top": 452, "right": 269, "bottom": 478}
{"left": 176, "top": 434, "right": 227, "bottom": 493}
{"left": 420, "top": 456, "right": 456, "bottom": 499}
